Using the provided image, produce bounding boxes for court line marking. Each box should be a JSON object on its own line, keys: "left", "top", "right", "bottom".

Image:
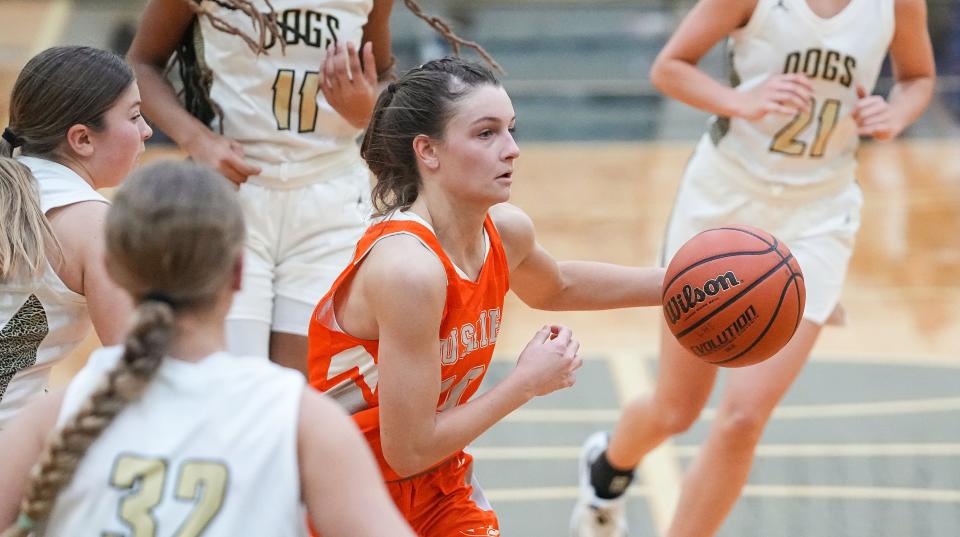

{"left": 503, "top": 395, "right": 960, "bottom": 422}
{"left": 472, "top": 443, "right": 960, "bottom": 459}
{"left": 484, "top": 485, "right": 960, "bottom": 504}
{"left": 608, "top": 352, "right": 678, "bottom": 536}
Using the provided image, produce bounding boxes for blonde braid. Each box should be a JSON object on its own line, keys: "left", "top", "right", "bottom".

{"left": 1, "top": 302, "right": 174, "bottom": 537}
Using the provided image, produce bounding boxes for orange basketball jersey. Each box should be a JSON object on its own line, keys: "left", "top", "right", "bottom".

{"left": 307, "top": 213, "right": 509, "bottom": 481}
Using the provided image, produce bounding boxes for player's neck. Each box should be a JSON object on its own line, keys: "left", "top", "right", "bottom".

{"left": 803, "top": 0, "right": 853, "bottom": 19}
{"left": 166, "top": 310, "right": 228, "bottom": 363}
{"left": 409, "top": 197, "right": 487, "bottom": 274}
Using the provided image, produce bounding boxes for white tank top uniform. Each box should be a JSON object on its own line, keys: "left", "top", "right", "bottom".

{"left": 0, "top": 156, "right": 106, "bottom": 428}
{"left": 663, "top": 0, "right": 894, "bottom": 324}
{"left": 198, "top": 0, "right": 376, "bottom": 345}
{"left": 40, "top": 347, "right": 306, "bottom": 537}
{"left": 199, "top": 0, "right": 373, "bottom": 179}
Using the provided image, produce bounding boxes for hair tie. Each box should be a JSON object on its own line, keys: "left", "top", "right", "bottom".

{"left": 143, "top": 291, "right": 177, "bottom": 309}
{"left": 17, "top": 513, "right": 34, "bottom": 531}
{"left": 2, "top": 127, "right": 23, "bottom": 148}
{"left": 387, "top": 82, "right": 397, "bottom": 95}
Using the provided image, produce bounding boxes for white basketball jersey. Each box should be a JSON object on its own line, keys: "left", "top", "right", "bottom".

{"left": 0, "top": 157, "right": 105, "bottom": 428}
{"left": 42, "top": 348, "right": 306, "bottom": 536}
{"left": 198, "top": 0, "right": 373, "bottom": 165}
{"left": 710, "top": 0, "right": 894, "bottom": 185}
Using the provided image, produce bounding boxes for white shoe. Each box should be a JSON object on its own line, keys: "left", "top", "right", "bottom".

{"left": 570, "top": 431, "right": 629, "bottom": 537}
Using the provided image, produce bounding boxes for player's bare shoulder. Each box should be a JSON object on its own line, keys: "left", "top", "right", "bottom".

{"left": 489, "top": 203, "right": 535, "bottom": 269}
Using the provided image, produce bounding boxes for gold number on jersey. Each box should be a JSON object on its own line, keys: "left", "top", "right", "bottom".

{"left": 272, "top": 69, "right": 321, "bottom": 132}
{"left": 173, "top": 461, "right": 229, "bottom": 536}
{"left": 108, "top": 455, "right": 228, "bottom": 537}
{"left": 438, "top": 364, "right": 486, "bottom": 411}
{"left": 770, "top": 98, "right": 842, "bottom": 158}
{"left": 109, "top": 456, "right": 166, "bottom": 537}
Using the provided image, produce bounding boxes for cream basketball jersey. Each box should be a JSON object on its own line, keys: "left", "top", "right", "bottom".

{"left": 41, "top": 348, "right": 306, "bottom": 536}
{"left": 710, "top": 0, "right": 894, "bottom": 185}
{"left": 0, "top": 157, "right": 105, "bottom": 428}
{"left": 198, "top": 0, "right": 373, "bottom": 164}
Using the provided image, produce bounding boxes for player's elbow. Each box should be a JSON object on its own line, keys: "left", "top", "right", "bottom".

{"left": 382, "top": 441, "right": 429, "bottom": 478}
{"left": 650, "top": 56, "right": 671, "bottom": 94}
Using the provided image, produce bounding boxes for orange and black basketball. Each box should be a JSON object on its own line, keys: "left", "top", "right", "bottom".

{"left": 662, "top": 225, "right": 806, "bottom": 367}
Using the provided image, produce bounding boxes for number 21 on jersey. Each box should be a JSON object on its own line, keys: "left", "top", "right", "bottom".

{"left": 272, "top": 69, "right": 320, "bottom": 133}
{"left": 770, "top": 98, "right": 842, "bottom": 158}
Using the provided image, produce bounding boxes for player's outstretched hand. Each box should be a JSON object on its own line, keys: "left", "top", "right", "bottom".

{"left": 321, "top": 41, "right": 379, "bottom": 130}
{"left": 188, "top": 131, "right": 261, "bottom": 186}
{"left": 853, "top": 85, "right": 901, "bottom": 141}
{"left": 735, "top": 73, "right": 814, "bottom": 121}
{"left": 513, "top": 325, "right": 582, "bottom": 398}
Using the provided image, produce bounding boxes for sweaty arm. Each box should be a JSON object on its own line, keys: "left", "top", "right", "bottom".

{"left": 363, "top": 236, "right": 555, "bottom": 477}
{"left": 0, "top": 391, "right": 64, "bottom": 527}
{"left": 48, "top": 201, "right": 132, "bottom": 346}
{"left": 491, "top": 203, "right": 664, "bottom": 311}
{"left": 298, "top": 389, "right": 414, "bottom": 536}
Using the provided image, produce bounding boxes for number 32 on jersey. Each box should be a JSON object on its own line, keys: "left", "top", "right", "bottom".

{"left": 272, "top": 69, "right": 320, "bottom": 133}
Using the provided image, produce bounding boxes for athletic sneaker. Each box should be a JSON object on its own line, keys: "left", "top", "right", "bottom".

{"left": 570, "top": 431, "right": 629, "bottom": 537}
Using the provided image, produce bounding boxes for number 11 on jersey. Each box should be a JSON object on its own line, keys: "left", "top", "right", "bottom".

{"left": 272, "top": 69, "right": 320, "bottom": 133}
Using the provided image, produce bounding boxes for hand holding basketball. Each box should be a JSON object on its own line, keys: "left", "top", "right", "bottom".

{"left": 662, "top": 225, "right": 806, "bottom": 367}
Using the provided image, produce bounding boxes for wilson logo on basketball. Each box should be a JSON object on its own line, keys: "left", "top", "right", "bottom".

{"left": 664, "top": 271, "right": 741, "bottom": 325}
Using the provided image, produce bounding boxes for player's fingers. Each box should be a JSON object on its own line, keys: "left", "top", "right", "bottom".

{"left": 223, "top": 147, "right": 260, "bottom": 175}
{"left": 763, "top": 101, "right": 795, "bottom": 116}
{"left": 564, "top": 339, "right": 581, "bottom": 360}
{"left": 345, "top": 41, "right": 359, "bottom": 83}
{"left": 856, "top": 84, "right": 868, "bottom": 100}
{"left": 334, "top": 44, "right": 351, "bottom": 85}
{"left": 551, "top": 325, "right": 573, "bottom": 347}
{"left": 570, "top": 353, "right": 584, "bottom": 372}
{"left": 530, "top": 325, "right": 552, "bottom": 345}
{"left": 775, "top": 90, "right": 810, "bottom": 112}
{"left": 323, "top": 49, "right": 337, "bottom": 88}
{"left": 362, "top": 41, "right": 378, "bottom": 86}
{"left": 782, "top": 73, "right": 814, "bottom": 93}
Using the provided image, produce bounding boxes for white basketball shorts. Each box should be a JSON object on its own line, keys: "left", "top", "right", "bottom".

{"left": 660, "top": 136, "right": 863, "bottom": 325}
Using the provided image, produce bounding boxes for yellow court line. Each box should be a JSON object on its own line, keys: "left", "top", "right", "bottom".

{"left": 608, "top": 352, "right": 679, "bottom": 537}
{"left": 502, "top": 396, "right": 960, "bottom": 422}
{"left": 484, "top": 485, "right": 960, "bottom": 504}
{"left": 473, "top": 443, "right": 960, "bottom": 460}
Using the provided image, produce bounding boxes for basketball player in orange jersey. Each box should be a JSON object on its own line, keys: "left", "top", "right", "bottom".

{"left": 571, "top": 0, "right": 935, "bottom": 536}
{"left": 307, "top": 57, "right": 666, "bottom": 536}
{"left": 129, "top": 0, "right": 499, "bottom": 372}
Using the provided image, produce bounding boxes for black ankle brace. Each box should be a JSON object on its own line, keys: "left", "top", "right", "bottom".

{"left": 589, "top": 450, "right": 635, "bottom": 499}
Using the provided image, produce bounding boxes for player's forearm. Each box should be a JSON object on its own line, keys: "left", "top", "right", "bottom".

{"left": 536, "top": 262, "right": 665, "bottom": 311}
{"left": 129, "top": 59, "right": 213, "bottom": 149}
{"left": 382, "top": 375, "right": 533, "bottom": 477}
{"left": 887, "top": 75, "right": 935, "bottom": 136}
{"left": 651, "top": 57, "right": 746, "bottom": 118}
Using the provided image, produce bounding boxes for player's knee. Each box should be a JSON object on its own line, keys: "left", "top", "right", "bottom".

{"left": 654, "top": 404, "right": 702, "bottom": 435}
{"left": 715, "top": 407, "right": 769, "bottom": 445}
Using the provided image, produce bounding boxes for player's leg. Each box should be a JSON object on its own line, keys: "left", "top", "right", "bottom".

{"left": 571, "top": 323, "right": 718, "bottom": 537}
{"left": 271, "top": 159, "right": 371, "bottom": 373}
{"left": 226, "top": 182, "right": 278, "bottom": 359}
{"left": 665, "top": 319, "right": 820, "bottom": 537}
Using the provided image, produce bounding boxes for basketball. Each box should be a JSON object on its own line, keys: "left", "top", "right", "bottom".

{"left": 662, "top": 225, "right": 806, "bottom": 367}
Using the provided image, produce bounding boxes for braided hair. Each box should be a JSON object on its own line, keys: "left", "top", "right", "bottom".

{"left": 1, "top": 161, "right": 245, "bottom": 536}
{"left": 173, "top": 0, "right": 500, "bottom": 130}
